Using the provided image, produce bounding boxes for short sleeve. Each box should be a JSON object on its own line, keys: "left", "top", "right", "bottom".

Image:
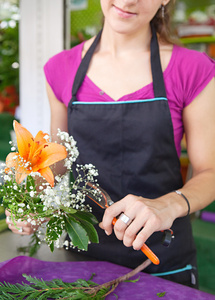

{"left": 43, "top": 43, "right": 84, "bottom": 105}
{"left": 44, "top": 51, "right": 69, "bottom": 102}
{"left": 175, "top": 47, "right": 215, "bottom": 107}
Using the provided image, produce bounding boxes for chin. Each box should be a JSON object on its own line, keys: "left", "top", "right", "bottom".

{"left": 107, "top": 20, "right": 140, "bottom": 35}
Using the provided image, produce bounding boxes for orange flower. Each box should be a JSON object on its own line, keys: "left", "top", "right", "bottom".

{"left": 6, "top": 120, "right": 67, "bottom": 187}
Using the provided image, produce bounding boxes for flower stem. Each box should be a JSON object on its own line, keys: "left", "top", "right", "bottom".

{"left": 88, "top": 258, "right": 152, "bottom": 296}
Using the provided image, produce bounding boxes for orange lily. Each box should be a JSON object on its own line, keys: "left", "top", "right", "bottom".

{"left": 6, "top": 120, "right": 67, "bottom": 187}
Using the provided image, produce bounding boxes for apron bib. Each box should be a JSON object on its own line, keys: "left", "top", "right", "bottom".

{"left": 67, "top": 26, "right": 197, "bottom": 284}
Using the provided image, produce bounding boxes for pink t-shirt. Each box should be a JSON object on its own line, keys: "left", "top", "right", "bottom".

{"left": 44, "top": 42, "right": 215, "bottom": 156}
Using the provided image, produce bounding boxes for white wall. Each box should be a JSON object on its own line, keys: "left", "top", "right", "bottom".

{"left": 19, "top": 0, "right": 66, "bottom": 136}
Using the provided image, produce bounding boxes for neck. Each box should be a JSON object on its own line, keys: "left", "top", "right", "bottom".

{"left": 99, "top": 22, "right": 152, "bottom": 57}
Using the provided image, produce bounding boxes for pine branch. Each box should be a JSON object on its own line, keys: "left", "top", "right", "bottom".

{"left": 87, "top": 258, "right": 151, "bottom": 297}
{"left": 0, "top": 259, "right": 151, "bottom": 299}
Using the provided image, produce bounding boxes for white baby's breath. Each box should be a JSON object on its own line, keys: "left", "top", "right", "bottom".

{"left": 1, "top": 129, "right": 101, "bottom": 254}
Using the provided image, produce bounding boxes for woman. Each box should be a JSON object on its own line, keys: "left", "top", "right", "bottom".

{"left": 6, "top": 0, "right": 215, "bottom": 288}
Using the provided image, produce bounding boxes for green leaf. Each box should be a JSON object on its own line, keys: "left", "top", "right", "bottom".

{"left": 60, "top": 206, "right": 77, "bottom": 214}
{"left": 46, "top": 217, "right": 64, "bottom": 247}
{"left": 64, "top": 215, "right": 89, "bottom": 251}
{"left": 157, "top": 292, "right": 166, "bottom": 297}
{"left": 70, "top": 171, "right": 75, "bottom": 184}
{"left": 124, "top": 276, "right": 140, "bottom": 283}
{"left": 74, "top": 210, "right": 98, "bottom": 225}
{"left": 76, "top": 219, "right": 99, "bottom": 244}
{"left": 50, "top": 241, "right": 54, "bottom": 252}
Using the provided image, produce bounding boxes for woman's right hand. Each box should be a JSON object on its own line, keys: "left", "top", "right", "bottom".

{"left": 5, "top": 209, "right": 40, "bottom": 235}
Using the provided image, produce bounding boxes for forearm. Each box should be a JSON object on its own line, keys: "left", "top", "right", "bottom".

{"left": 170, "top": 168, "right": 215, "bottom": 218}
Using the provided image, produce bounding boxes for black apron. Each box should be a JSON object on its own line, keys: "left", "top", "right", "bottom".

{"left": 67, "top": 26, "right": 197, "bottom": 287}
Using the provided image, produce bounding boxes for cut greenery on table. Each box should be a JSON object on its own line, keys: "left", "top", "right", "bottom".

{"left": 0, "top": 259, "right": 167, "bottom": 299}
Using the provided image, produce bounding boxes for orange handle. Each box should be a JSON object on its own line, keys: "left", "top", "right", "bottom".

{"left": 141, "top": 243, "right": 160, "bottom": 265}
{"left": 112, "top": 218, "right": 160, "bottom": 265}
{"left": 112, "top": 217, "right": 117, "bottom": 225}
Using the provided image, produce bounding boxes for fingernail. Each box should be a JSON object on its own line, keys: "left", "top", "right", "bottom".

{"left": 6, "top": 216, "right": 11, "bottom": 222}
{"left": 105, "top": 230, "right": 110, "bottom": 236}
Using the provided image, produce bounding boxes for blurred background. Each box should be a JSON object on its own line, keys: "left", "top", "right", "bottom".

{"left": 0, "top": 0, "right": 215, "bottom": 295}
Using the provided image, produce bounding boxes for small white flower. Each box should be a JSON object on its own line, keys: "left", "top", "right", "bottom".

{"left": 44, "top": 134, "right": 50, "bottom": 141}
{"left": 64, "top": 240, "right": 69, "bottom": 247}
{"left": 29, "top": 191, "right": 35, "bottom": 197}
{"left": 31, "top": 220, "right": 36, "bottom": 226}
{"left": 4, "top": 175, "right": 11, "bottom": 181}
{"left": 55, "top": 176, "right": 61, "bottom": 182}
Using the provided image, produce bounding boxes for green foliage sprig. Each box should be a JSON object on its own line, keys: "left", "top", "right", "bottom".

{"left": 0, "top": 259, "right": 153, "bottom": 299}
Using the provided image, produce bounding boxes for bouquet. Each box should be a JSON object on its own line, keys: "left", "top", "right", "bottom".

{"left": 0, "top": 121, "right": 163, "bottom": 299}
{"left": 0, "top": 120, "right": 101, "bottom": 254}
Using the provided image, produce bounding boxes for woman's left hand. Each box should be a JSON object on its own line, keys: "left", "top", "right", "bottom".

{"left": 5, "top": 209, "right": 42, "bottom": 235}
{"left": 99, "top": 193, "right": 182, "bottom": 250}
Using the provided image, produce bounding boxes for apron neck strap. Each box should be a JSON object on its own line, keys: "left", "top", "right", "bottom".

{"left": 150, "top": 24, "right": 167, "bottom": 98}
{"left": 71, "top": 25, "right": 167, "bottom": 101}
{"left": 71, "top": 30, "right": 102, "bottom": 101}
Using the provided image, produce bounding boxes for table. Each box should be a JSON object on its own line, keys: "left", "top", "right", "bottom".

{"left": 0, "top": 256, "right": 214, "bottom": 300}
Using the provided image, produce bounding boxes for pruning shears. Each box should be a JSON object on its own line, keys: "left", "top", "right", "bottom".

{"left": 86, "top": 182, "right": 174, "bottom": 265}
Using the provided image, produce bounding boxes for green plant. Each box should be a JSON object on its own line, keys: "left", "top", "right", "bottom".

{"left": 0, "top": 1, "right": 19, "bottom": 114}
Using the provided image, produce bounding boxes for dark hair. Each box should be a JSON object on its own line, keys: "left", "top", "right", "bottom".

{"left": 151, "top": 1, "right": 178, "bottom": 44}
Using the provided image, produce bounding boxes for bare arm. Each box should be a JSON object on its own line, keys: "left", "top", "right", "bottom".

{"left": 178, "top": 77, "right": 215, "bottom": 211}
{"left": 46, "top": 80, "right": 68, "bottom": 176}
{"left": 100, "top": 77, "right": 215, "bottom": 250}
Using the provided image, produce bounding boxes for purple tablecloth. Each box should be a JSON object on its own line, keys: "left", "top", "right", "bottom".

{"left": 0, "top": 256, "right": 214, "bottom": 299}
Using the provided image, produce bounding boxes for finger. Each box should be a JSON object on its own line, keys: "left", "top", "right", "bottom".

{"left": 12, "top": 228, "right": 32, "bottom": 235}
{"left": 113, "top": 214, "right": 134, "bottom": 241}
{"left": 6, "top": 218, "right": 31, "bottom": 228}
{"left": 5, "top": 210, "right": 11, "bottom": 217}
{"left": 132, "top": 221, "right": 155, "bottom": 250}
{"left": 8, "top": 223, "right": 36, "bottom": 235}
{"left": 113, "top": 200, "right": 144, "bottom": 241}
{"left": 101, "top": 206, "right": 123, "bottom": 235}
{"left": 6, "top": 215, "right": 12, "bottom": 224}
{"left": 121, "top": 217, "right": 146, "bottom": 247}
{"left": 101, "top": 195, "right": 133, "bottom": 234}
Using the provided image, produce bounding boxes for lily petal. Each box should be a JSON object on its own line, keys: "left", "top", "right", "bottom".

{"left": 32, "top": 143, "right": 67, "bottom": 170}
{"left": 15, "top": 168, "right": 30, "bottom": 184}
{"left": 13, "top": 120, "right": 34, "bottom": 160}
{"left": 39, "top": 166, "right": 54, "bottom": 187}
{"left": 6, "top": 152, "right": 30, "bottom": 183}
{"left": 28, "top": 131, "right": 48, "bottom": 160}
{"left": 6, "top": 152, "right": 19, "bottom": 168}
{"left": 35, "top": 131, "right": 50, "bottom": 144}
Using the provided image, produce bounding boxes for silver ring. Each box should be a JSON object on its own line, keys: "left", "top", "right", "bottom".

{"left": 119, "top": 213, "right": 131, "bottom": 225}
{"left": 18, "top": 227, "right": 23, "bottom": 233}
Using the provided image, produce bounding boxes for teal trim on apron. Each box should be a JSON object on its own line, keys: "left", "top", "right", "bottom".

{"left": 151, "top": 264, "right": 194, "bottom": 277}
{"left": 72, "top": 98, "right": 168, "bottom": 105}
